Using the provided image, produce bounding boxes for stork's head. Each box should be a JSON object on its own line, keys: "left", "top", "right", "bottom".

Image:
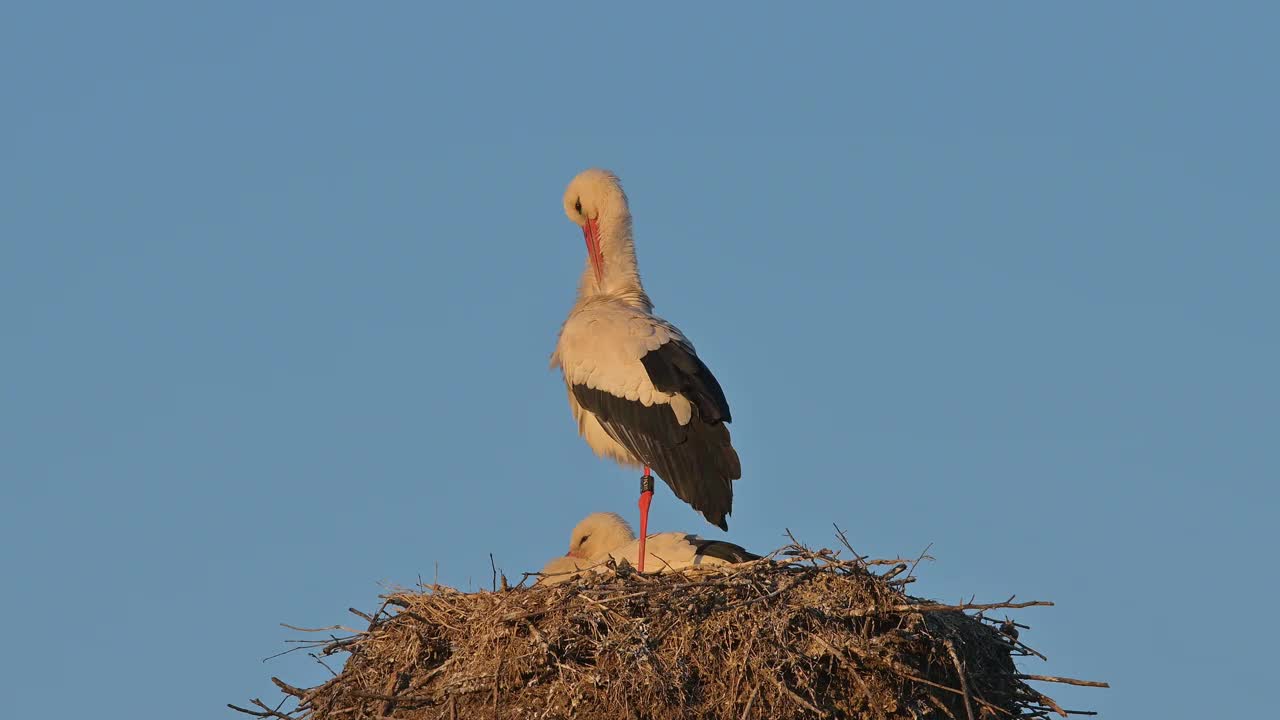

{"left": 565, "top": 511, "right": 636, "bottom": 559}
{"left": 564, "top": 169, "right": 629, "bottom": 285}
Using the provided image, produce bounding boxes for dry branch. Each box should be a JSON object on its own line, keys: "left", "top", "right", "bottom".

{"left": 1016, "top": 674, "right": 1110, "bottom": 689}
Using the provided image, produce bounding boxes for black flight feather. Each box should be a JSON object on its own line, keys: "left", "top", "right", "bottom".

{"left": 639, "top": 340, "right": 732, "bottom": 423}
{"left": 690, "top": 538, "right": 760, "bottom": 564}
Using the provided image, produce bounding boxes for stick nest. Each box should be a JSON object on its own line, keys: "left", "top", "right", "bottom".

{"left": 236, "top": 538, "right": 1103, "bottom": 720}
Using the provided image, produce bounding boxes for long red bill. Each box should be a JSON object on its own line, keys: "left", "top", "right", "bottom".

{"left": 582, "top": 217, "right": 603, "bottom": 285}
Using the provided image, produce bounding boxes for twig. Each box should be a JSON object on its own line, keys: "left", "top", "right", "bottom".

{"left": 739, "top": 683, "right": 760, "bottom": 720}
{"left": 264, "top": 642, "right": 331, "bottom": 662}
{"left": 1034, "top": 691, "right": 1069, "bottom": 718}
{"left": 317, "top": 634, "right": 362, "bottom": 657}
{"left": 309, "top": 653, "right": 338, "bottom": 677}
{"left": 271, "top": 677, "right": 308, "bottom": 699}
{"left": 349, "top": 690, "right": 436, "bottom": 704}
{"left": 593, "top": 590, "right": 654, "bottom": 604}
{"left": 831, "top": 523, "right": 867, "bottom": 569}
{"left": 405, "top": 657, "right": 458, "bottom": 693}
{"left": 880, "top": 563, "right": 908, "bottom": 581}
{"left": 772, "top": 674, "right": 825, "bottom": 717}
{"left": 227, "top": 698, "right": 294, "bottom": 720}
{"left": 492, "top": 652, "right": 504, "bottom": 719}
{"left": 850, "top": 599, "right": 1053, "bottom": 616}
{"left": 864, "top": 558, "right": 916, "bottom": 566}
{"left": 925, "top": 693, "right": 959, "bottom": 720}
{"left": 945, "top": 641, "right": 976, "bottom": 720}
{"left": 368, "top": 599, "right": 393, "bottom": 630}
{"left": 227, "top": 703, "right": 278, "bottom": 718}
{"left": 280, "top": 623, "right": 364, "bottom": 634}
{"left": 1016, "top": 674, "right": 1110, "bottom": 688}
{"left": 1000, "top": 631, "right": 1049, "bottom": 661}
{"left": 907, "top": 542, "right": 935, "bottom": 579}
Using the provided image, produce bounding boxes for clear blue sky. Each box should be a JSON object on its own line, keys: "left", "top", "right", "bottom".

{"left": 2, "top": 4, "right": 1275, "bottom": 718}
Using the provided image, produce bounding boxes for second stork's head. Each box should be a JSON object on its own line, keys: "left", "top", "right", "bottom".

{"left": 565, "top": 512, "right": 637, "bottom": 560}
{"left": 563, "top": 168, "right": 636, "bottom": 293}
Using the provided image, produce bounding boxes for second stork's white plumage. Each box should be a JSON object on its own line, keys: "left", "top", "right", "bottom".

{"left": 552, "top": 170, "right": 742, "bottom": 562}
{"left": 538, "top": 512, "right": 759, "bottom": 585}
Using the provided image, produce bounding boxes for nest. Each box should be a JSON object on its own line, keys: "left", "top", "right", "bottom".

{"left": 235, "top": 536, "right": 1104, "bottom": 719}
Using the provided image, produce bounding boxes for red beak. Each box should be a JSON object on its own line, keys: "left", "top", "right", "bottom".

{"left": 582, "top": 217, "right": 603, "bottom": 285}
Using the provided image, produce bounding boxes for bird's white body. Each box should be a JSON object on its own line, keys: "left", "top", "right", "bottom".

{"left": 538, "top": 512, "right": 756, "bottom": 585}
{"left": 602, "top": 532, "right": 740, "bottom": 571}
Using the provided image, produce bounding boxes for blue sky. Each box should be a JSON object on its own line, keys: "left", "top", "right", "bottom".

{"left": 2, "top": 4, "right": 1275, "bottom": 718}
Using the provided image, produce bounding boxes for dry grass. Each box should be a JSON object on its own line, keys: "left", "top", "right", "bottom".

{"left": 235, "top": 535, "right": 1104, "bottom": 719}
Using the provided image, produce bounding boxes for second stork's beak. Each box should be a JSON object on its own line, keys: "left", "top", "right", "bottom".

{"left": 582, "top": 217, "right": 603, "bottom": 285}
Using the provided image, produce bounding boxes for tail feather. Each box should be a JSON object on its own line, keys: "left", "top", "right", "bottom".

{"left": 693, "top": 539, "right": 760, "bottom": 564}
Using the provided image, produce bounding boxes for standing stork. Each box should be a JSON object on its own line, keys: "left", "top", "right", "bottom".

{"left": 551, "top": 169, "right": 741, "bottom": 572}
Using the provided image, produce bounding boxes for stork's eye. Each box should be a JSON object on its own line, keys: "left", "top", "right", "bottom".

{"left": 574, "top": 199, "right": 583, "bottom": 214}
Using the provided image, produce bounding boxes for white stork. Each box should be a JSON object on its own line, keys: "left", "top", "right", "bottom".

{"left": 538, "top": 512, "right": 758, "bottom": 585}
{"left": 551, "top": 169, "right": 742, "bottom": 571}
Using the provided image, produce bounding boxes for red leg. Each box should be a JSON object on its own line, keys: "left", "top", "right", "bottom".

{"left": 638, "top": 468, "right": 654, "bottom": 573}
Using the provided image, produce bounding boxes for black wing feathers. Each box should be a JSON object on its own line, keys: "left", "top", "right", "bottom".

{"left": 639, "top": 340, "right": 732, "bottom": 423}
{"left": 691, "top": 538, "right": 761, "bottom": 564}
{"left": 572, "top": 341, "right": 740, "bottom": 531}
